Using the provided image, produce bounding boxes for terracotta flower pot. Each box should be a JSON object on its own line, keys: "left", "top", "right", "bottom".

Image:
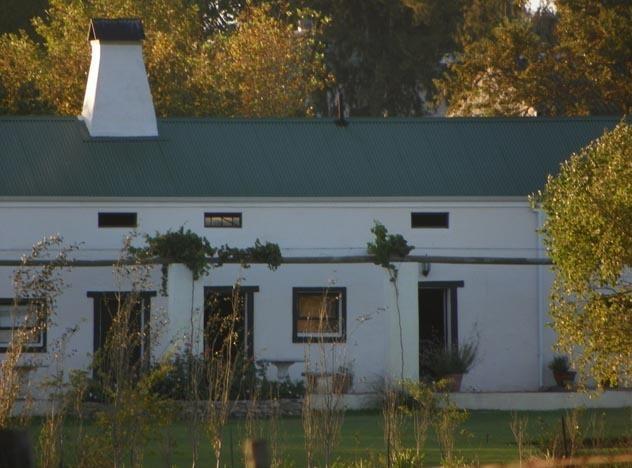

{"left": 332, "top": 372, "right": 352, "bottom": 394}
{"left": 445, "top": 373, "right": 463, "bottom": 392}
{"left": 553, "top": 370, "right": 576, "bottom": 387}
{"left": 308, "top": 372, "right": 353, "bottom": 394}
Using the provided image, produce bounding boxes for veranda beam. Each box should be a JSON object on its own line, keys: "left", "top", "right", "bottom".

{"left": 0, "top": 255, "right": 552, "bottom": 267}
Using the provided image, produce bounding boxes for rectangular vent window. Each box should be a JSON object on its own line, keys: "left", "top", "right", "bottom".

{"left": 98, "top": 212, "right": 137, "bottom": 228}
{"left": 204, "top": 213, "right": 242, "bottom": 228}
{"left": 411, "top": 212, "right": 449, "bottom": 228}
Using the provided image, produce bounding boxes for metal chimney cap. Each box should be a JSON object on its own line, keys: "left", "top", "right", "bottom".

{"left": 88, "top": 18, "right": 145, "bottom": 42}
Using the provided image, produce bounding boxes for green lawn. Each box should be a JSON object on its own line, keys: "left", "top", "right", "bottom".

{"left": 29, "top": 408, "right": 631, "bottom": 466}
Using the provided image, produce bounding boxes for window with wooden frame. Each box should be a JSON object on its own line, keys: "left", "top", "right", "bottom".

{"left": 0, "top": 299, "right": 47, "bottom": 352}
{"left": 292, "top": 288, "right": 346, "bottom": 343}
{"left": 204, "top": 212, "right": 242, "bottom": 228}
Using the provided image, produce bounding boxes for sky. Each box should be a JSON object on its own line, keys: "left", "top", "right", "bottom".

{"left": 528, "top": 0, "right": 556, "bottom": 12}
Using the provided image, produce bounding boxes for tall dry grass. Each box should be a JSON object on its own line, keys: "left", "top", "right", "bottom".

{"left": 301, "top": 286, "right": 348, "bottom": 467}
{"left": 0, "top": 236, "right": 73, "bottom": 430}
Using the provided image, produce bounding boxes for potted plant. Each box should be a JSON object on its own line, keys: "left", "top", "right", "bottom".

{"left": 548, "top": 355, "right": 576, "bottom": 388}
{"left": 332, "top": 366, "right": 353, "bottom": 394}
{"left": 420, "top": 340, "right": 477, "bottom": 392}
{"left": 306, "top": 366, "right": 353, "bottom": 395}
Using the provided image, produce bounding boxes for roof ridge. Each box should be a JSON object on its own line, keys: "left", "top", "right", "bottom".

{"left": 0, "top": 116, "right": 79, "bottom": 122}
{"left": 158, "top": 116, "right": 622, "bottom": 124}
{"left": 0, "top": 116, "right": 623, "bottom": 124}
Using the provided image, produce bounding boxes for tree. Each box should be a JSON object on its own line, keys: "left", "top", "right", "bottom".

{"left": 437, "top": 18, "right": 547, "bottom": 116}
{"left": 191, "top": 0, "right": 464, "bottom": 116}
{"left": 456, "top": 0, "right": 529, "bottom": 45}
{"left": 549, "top": 0, "right": 632, "bottom": 115}
{"left": 0, "top": 0, "right": 46, "bottom": 35}
{"left": 0, "top": 0, "right": 211, "bottom": 116}
{"left": 0, "top": 0, "right": 329, "bottom": 117}
{"left": 0, "top": 32, "right": 52, "bottom": 114}
{"left": 286, "top": 0, "right": 462, "bottom": 116}
{"left": 535, "top": 122, "right": 632, "bottom": 387}
{"left": 437, "top": 1, "right": 631, "bottom": 116}
{"left": 196, "top": 0, "right": 245, "bottom": 33}
{"left": 207, "top": 3, "right": 331, "bottom": 117}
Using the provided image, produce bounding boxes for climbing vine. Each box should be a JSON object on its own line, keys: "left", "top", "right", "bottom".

{"left": 367, "top": 221, "right": 413, "bottom": 381}
{"left": 215, "top": 239, "right": 282, "bottom": 270}
{"left": 367, "top": 221, "right": 413, "bottom": 274}
{"left": 130, "top": 227, "right": 282, "bottom": 294}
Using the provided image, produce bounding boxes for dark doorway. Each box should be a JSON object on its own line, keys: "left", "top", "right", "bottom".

{"left": 88, "top": 291, "right": 155, "bottom": 379}
{"left": 418, "top": 281, "right": 463, "bottom": 377}
{"left": 419, "top": 288, "right": 449, "bottom": 346}
{"left": 204, "top": 286, "right": 258, "bottom": 363}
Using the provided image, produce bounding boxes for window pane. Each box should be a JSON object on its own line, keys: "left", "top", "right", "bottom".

{"left": 0, "top": 305, "right": 12, "bottom": 327}
{"left": 0, "top": 329, "right": 12, "bottom": 345}
{"left": 296, "top": 292, "right": 340, "bottom": 335}
{"left": 0, "top": 304, "right": 34, "bottom": 327}
{"left": 0, "top": 301, "right": 45, "bottom": 350}
{"left": 204, "top": 213, "right": 242, "bottom": 228}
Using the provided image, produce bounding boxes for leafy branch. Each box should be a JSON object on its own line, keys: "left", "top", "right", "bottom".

{"left": 367, "top": 221, "right": 413, "bottom": 381}
{"left": 367, "top": 221, "right": 414, "bottom": 274}
{"left": 215, "top": 239, "right": 282, "bottom": 270}
{"left": 130, "top": 227, "right": 282, "bottom": 295}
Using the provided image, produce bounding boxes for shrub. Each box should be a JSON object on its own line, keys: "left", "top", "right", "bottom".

{"left": 420, "top": 340, "right": 477, "bottom": 378}
{"left": 548, "top": 355, "right": 570, "bottom": 373}
{"left": 148, "top": 354, "right": 305, "bottom": 401}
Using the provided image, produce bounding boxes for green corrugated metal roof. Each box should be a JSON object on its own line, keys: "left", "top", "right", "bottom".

{"left": 0, "top": 116, "right": 621, "bottom": 198}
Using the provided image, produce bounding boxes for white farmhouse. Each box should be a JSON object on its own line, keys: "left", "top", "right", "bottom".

{"left": 0, "top": 19, "right": 625, "bottom": 407}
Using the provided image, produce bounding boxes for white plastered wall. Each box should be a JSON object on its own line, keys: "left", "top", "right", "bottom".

{"left": 0, "top": 199, "right": 552, "bottom": 392}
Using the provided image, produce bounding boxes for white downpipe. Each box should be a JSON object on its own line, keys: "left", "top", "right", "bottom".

{"left": 536, "top": 210, "right": 545, "bottom": 389}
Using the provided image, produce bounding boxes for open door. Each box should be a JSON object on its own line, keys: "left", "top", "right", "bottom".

{"left": 418, "top": 281, "right": 463, "bottom": 377}
{"left": 88, "top": 291, "right": 155, "bottom": 379}
{"left": 204, "top": 286, "right": 258, "bottom": 363}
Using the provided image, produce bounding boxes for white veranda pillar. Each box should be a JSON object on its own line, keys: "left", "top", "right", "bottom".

{"left": 385, "top": 262, "right": 419, "bottom": 382}
{"left": 165, "top": 263, "right": 205, "bottom": 355}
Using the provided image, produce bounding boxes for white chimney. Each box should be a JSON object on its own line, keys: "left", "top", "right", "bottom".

{"left": 81, "top": 19, "right": 158, "bottom": 137}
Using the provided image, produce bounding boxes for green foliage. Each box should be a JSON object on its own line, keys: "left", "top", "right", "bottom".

{"left": 157, "top": 354, "right": 304, "bottom": 400}
{"left": 294, "top": 0, "right": 462, "bottom": 116}
{"left": 0, "top": 0, "right": 330, "bottom": 117}
{"left": 208, "top": 2, "right": 332, "bottom": 117}
{"left": 331, "top": 448, "right": 424, "bottom": 467}
{"left": 380, "top": 380, "right": 469, "bottom": 466}
{"left": 456, "top": 0, "right": 528, "bottom": 46}
{"left": 437, "top": 16, "right": 549, "bottom": 116}
{"left": 420, "top": 340, "right": 478, "bottom": 377}
{"left": 23, "top": 408, "right": 632, "bottom": 465}
{"left": 536, "top": 122, "right": 632, "bottom": 386}
{"left": 433, "top": 391, "right": 469, "bottom": 466}
{"left": 216, "top": 239, "right": 283, "bottom": 270}
{"left": 140, "top": 227, "right": 216, "bottom": 281}
{"left": 132, "top": 227, "right": 215, "bottom": 295}
{"left": 368, "top": 221, "right": 413, "bottom": 380}
{"left": 132, "top": 227, "right": 282, "bottom": 294}
{"left": 0, "top": 0, "right": 47, "bottom": 35}
{"left": 90, "top": 364, "right": 175, "bottom": 466}
{"left": 437, "top": 1, "right": 632, "bottom": 116}
{"left": 547, "top": 355, "right": 570, "bottom": 373}
{"left": 367, "top": 221, "right": 414, "bottom": 271}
